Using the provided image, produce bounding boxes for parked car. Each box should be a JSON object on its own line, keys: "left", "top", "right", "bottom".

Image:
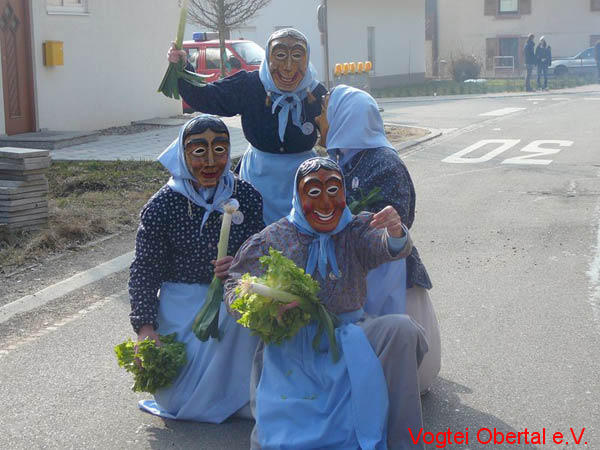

{"left": 182, "top": 32, "right": 265, "bottom": 111}
{"left": 550, "top": 47, "right": 597, "bottom": 77}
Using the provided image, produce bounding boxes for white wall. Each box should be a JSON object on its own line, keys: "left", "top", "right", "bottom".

{"left": 328, "top": 0, "right": 426, "bottom": 78}
{"left": 29, "top": 1, "right": 182, "bottom": 132}
{"left": 439, "top": 0, "right": 600, "bottom": 65}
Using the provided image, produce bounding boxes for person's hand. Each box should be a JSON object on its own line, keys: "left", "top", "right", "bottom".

{"left": 212, "top": 256, "right": 234, "bottom": 280}
{"left": 370, "top": 206, "right": 405, "bottom": 238}
{"left": 137, "top": 324, "right": 161, "bottom": 347}
{"left": 167, "top": 42, "right": 187, "bottom": 64}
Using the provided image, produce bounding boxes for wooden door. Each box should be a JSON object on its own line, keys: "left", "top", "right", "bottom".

{"left": 0, "top": 0, "right": 35, "bottom": 135}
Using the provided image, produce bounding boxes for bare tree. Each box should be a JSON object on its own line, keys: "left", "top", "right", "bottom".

{"left": 188, "top": 0, "right": 272, "bottom": 78}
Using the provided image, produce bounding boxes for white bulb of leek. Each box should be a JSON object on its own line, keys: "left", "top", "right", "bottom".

{"left": 217, "top": 199, "right": 240, "bottom": 260}
{"left": 240, "top": 280, "right": 303, "bottom": 304}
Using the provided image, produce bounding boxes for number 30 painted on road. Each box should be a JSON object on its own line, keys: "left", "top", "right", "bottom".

{"left": 442, "top": 140, "right": 573, "bottom": 165}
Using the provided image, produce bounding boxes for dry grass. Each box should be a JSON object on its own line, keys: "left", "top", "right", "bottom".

{"left": 0, "top": 161, "right": 169, "bottom": 272}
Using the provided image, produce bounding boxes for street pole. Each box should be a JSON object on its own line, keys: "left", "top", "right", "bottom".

{"left": 318, "top": 1, "right": 331, "bottom": 90}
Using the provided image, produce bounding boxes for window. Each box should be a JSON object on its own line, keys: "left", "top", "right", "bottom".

{"left": 592, "top": 0, "right": 600, "bottom": 11}
{"left": 205, "top": 47, "right": 236, "bottom": 70}
{"left": 186, "top": 48, "right": 200, "bottom": 69}
{"left": 499, "top": 37, "right": 519, "bottom": 67}
{"left": 232, "top": 41, "right": 264, "bottom": 65}
{"left": 47, "top": 0, "right": 88, "bottom": 15}
{"left": 499, "top": 0, "right": 518, "bottom": 13}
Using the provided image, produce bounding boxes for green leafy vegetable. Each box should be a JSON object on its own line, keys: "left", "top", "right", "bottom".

{"left": 231, "top": 248, "right": 340, "bottom": 362}
{"left": 158, "top": 0, "right": 211, "bottom": 99}
{"left": 114, "top": 333, "right": 186, "bottom": 394}
{"left": 192, "top": 276, "right": 223, "bottom": 341}
{"left": 348, "top": 186, "right": 384, "bottom": 214}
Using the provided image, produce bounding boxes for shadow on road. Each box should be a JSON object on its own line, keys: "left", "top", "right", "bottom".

{"left": 422, "top": 378, "right": 538, "bottom": 449}
{"left": 144, "top": 417, "right": 254, "bottom": 450}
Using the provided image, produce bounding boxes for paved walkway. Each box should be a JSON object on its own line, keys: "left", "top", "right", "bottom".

{"left": 50, "top": 116, "right": 249, "bottom": 161}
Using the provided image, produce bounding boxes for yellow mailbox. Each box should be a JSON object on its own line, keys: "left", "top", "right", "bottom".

{"left": 43, "top": 41, "right": 64, "bottom": 66}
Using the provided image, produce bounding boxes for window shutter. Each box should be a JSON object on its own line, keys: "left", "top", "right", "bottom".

{"left": 486, "top": 38, "right": 499, "bottom": 70}
{"left": 484, "top": 0, "right": 497, "bottom": 16}
{"left": 592, "top": 0, "right": 600, "bottom": 11}
{"left": 519, "top": 0, "right": 532, "bottom": 14}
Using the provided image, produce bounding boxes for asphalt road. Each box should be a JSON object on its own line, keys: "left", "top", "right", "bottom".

{"left": 2, "top": 87, "right": 599, "bottom": 449}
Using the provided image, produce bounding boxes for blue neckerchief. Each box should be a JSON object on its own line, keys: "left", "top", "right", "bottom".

{"left": 287, "top": 166, "right": 353, "bottom": 280}
{"left": 259, "top": 30, "right": 319, "bottom": 143}
{"left": 326, "top": 85, "right": 394, "bottom": 169}
{"left": 157, "top": 121, "right": 235, "bottom": 233}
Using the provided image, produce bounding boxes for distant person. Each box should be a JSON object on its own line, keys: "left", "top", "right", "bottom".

{"left": 524, "top": 34, "right": 536, "bottom": 92}
{"left": 595, "top": 41, "right": 600, "bottom": 82}
{"left": 535, "top": 36, "right": 551, "bottom": 90}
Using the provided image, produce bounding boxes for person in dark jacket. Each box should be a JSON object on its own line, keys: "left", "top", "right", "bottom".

{"left": 595, "top": 41, "right": 600, "bottom": 82}
{"left": 524, "top": 34, "right": 536, "bottom": 91}
{"left": 535, "top": 36, "right": 552, "bottom": 90}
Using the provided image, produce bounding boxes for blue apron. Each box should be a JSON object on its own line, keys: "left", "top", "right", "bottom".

{"left": 138, "top": 282, "right": 259, "bottom": 423}
{"left": 239, "top": 145, "right": 317, "bottom": 225}
{"left": 256, "top": 309, "right": 388, "bottom": 449}
{"left": 365, "top": 259, "right": 407, "bottom": 316}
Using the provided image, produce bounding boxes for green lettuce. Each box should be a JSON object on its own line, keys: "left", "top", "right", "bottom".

{"left": 231, "top": 248, "right": 340, "bottom": 362}
{"left": 114, "top": 333, "right": 186, "bottom": 394}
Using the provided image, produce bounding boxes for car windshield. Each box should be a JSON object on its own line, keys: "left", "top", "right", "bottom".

{"left": 232, "top": 41, "right": 265, "bottom": 65}
{"left": 575, "top": 48, "right": 593, "bottom": 59}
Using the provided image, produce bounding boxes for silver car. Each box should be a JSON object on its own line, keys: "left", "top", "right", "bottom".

{"left": 550, "top": 47, "right": 597, "bottom": 76}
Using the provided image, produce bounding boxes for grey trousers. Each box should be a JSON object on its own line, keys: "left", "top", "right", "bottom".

{"left": 250, "top": 314, "right": 428, "bottom": 450}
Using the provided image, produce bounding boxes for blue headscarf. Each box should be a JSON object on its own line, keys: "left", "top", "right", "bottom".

{"left": 157, "top": 115, "right": 235, "bottom": 233}
{"left": 259, "top": 28, "right": 320, "bottom": 142}
{"left": 325, "top": 85, "right": 394, "bottom": 169}
{"left": 287, "top": 158, "right": 353, "bottom": 280}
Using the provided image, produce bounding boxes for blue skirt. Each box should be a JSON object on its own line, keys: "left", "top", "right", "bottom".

{"left": 256, "top": 310, "right": 388, "bottom": 449}
{"left": 138, "top": 282, "right": 259, "bottom": 423}
{"left": 239, "top": 145, "right": 317, "bottom": 225}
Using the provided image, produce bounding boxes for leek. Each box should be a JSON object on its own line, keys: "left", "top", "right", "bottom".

{"left": 158, "top": 0, "right": 210, "bottom": 99}
{"left": 192, "top": 199, "right": 239, "bottom": 341}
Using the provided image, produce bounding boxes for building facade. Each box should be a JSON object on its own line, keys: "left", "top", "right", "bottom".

{"left": 186, "top": 0, "right": 426, "bottom": 89}
{"left": 428, "top": 0, "right": 600, "bottom": 77}
{"left": 0, "top": 0, "right": 182, "bottom": 136}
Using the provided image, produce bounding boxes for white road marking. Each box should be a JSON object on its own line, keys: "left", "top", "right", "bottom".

{"left": 584, "top": 97, "right": 600, "bottom": 101}
{"left": 552, "top": 98, "right": 569, "bottom": 101}
{"left": 502, "top": 140, "right": 573, "bottom": 166}
{"left": 0, "top": 291, "right": 125, "bottom": 358}
{"left": 0, "top": 251, "right": 134, "bottom": 325}
{"left": 442, "top": 139, "right": 521, "bottom": 164}
{"left": 586, "top": 170, "right": 600, "bottom": 327}
{"left": 526, "top": 98, "right": 546, "bottom": 101}
{"left": 480, "top": 107, "right": 526, "bottom": 117}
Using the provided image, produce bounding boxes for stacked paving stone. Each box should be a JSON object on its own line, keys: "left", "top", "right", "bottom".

{"left": 0, "top": 148, "right": 51, "bottom": 231}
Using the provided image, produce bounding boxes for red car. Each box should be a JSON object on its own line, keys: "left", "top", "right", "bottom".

{"left": 181, "top": 32, "right": 265, "bottom": 112}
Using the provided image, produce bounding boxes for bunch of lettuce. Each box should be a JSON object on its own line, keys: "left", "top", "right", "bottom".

{"left": 114, "top": 333, "right": 186, "bottom": 394}
{"left": 231, "top": 248, "right": 340, "bottom": 362}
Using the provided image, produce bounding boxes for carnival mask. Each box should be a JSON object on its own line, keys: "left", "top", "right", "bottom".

{"left": 184, "top": 129, "right": 230, "bottom": 188}
{"left": 269, "top": 36, "right": 308, "bottom": 92}
{"left": 298, "top": 168, "right": 346, "bottom": 233}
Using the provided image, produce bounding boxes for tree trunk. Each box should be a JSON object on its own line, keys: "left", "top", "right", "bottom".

{"left": 217, "top": 0, "right": 227, "bottom": 79}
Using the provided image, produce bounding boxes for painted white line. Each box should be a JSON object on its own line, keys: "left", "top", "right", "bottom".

{"left": 0, "top": 251, "right": 134, "bottom": 325}
{"left": 584, "top": 97, "right": 600, "bottom": 101}
{"left": 552, "top": 98, "right": 569, "bottom": 101}
{"left": 586, "top": 169, "right": 600, "bottom": 328}
{"left": 526, "top": 98, "right": 546, "bottom": 101}
{"left": 480, "top": 107, "right": 526, "bottom": 117}
{"left": 0, "top": 291, "right": 125, "bottom": 358}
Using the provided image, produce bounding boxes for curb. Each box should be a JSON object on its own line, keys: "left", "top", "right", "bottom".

{"left": 384, "top": 123, "right": 443, "bottom": 151}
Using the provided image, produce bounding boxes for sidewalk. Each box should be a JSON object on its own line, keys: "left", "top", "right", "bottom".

{"left": 50, "top": 116, "right": 249, "bottom": 161}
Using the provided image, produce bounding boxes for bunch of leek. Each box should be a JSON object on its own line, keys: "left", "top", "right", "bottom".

{"left": 231, "top": 248, "right": 340, "bottom": 362}
{"left": 349, "top": 186, "right": 384, "bottom": 214}
{"left": 192, "top": 199, "right": 240, "bottom": 341}
{"left": 158, "top": 0, "right": 210, "bottom": 99}
{"left": 114, "top": 333, "right": 186, "bottom": 394}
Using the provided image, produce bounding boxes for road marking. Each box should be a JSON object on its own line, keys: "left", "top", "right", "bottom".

{"left": 552, "top": 98, "right": 569, "bottom": 101}
{"left": 0, "top": 251, "right": 134, "bottom": 325}
{"left": 480, "top": 107, "right": 526, "bottom": 117}
{"left": 526, "top": 98, "right": 546, "bottom": 101}
{"left": 443, "top": 139, "right": 521, "bottom": 164}
{"left": 0, "top": 291, "right": 126, "bottom": 359}
{"left": 502, "top": 140, "right": 573, "bottom": 166}
{"left": 586, "top": 170, "right": 600, "bottom": 327}
{"left": 584, "top": 97, "right": 600, "bottom": 101}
